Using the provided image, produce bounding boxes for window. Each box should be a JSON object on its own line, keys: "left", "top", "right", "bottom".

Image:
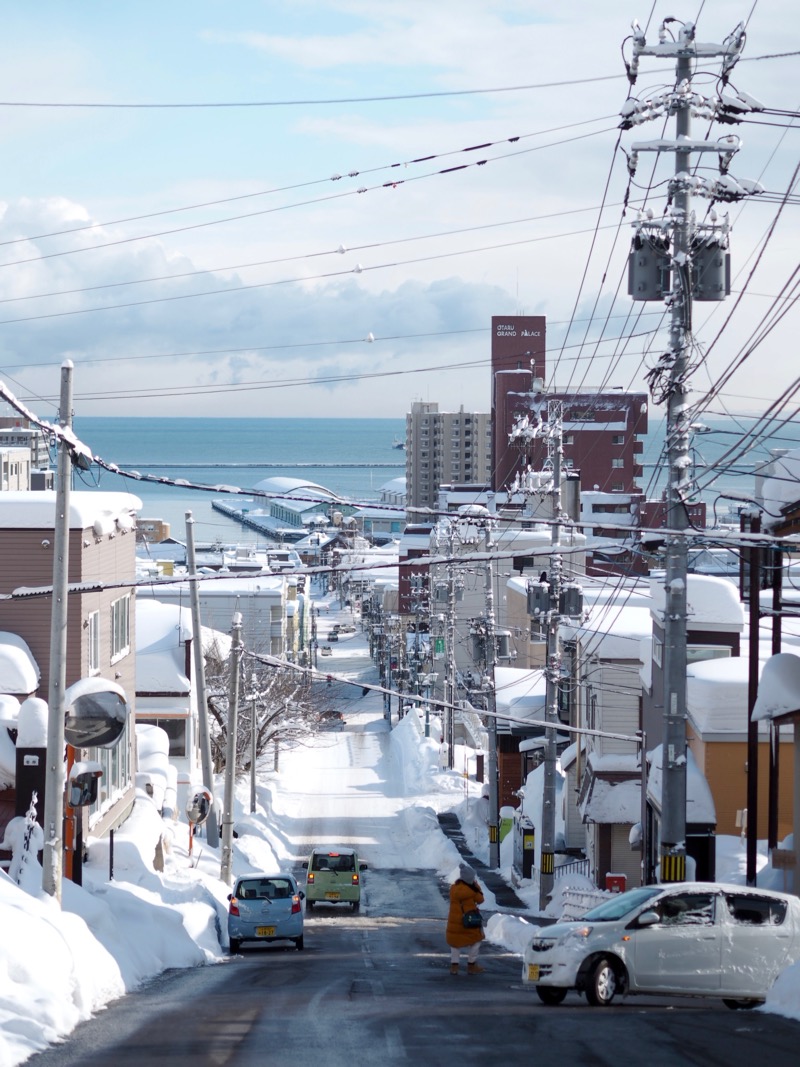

{"left": 564, "top": 434, "right": 575, "bottom": 445}
{"left": 687, "top": 645, "right": 731, "bottom": 664}
{"left": 652, "top": 635, "right": 663, "bottom": 668}
{"left": 139, "top": 716, "right": 187, "bottom": 757}
{"left": 612, "top": 434, "right": 625, "bottom": 445}
{"left": 612, "top": 482, "right": 625, "bottom": 491}
{"left": 611, "top": 458, "right": 625, "bottom": 468}
{"left": 87, "top": 611, "right": 100, "bottom": 673}
{"left": 725, "top": 893, "right": 787, "bottom": 926}
{"left": 110, "top": 596, "right": 130, "bottom": 661}
{"left": 656, "top": 892, "right": 715, "bottom": 926}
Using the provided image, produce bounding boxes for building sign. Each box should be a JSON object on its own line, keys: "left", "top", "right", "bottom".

{"left": 491, "top": 315, "right": 546, "bottom": 376}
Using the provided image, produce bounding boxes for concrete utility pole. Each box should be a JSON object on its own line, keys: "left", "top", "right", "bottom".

{"left": 482, "top": 518, "right": 500, "bottom": 870}
{"left": 220, "top": 611, "right": 243, "bottom": 886}
{"left": 626, "top": 18, "right": 749, "bottom": 882}
{"left": 42, "top": 360, "right": 74, "bottom": 901}
{"left": 539, "top": 400, "right": 563, "bottom": 909}
{"left": 185, "top": 511, "right": 219, "bottom": 847}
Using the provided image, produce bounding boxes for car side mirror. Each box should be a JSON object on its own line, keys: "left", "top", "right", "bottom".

{"left": 637, "top": 910, "right": 660, "bottom": 927}
{"left": 360, "top": 863, "right": 368, "bottom": 871}
{"left": 299, "top": 890, "right": 305, "bottom": 899}
{"left": 227, "top": 893, "right": 233, "bottom": 902}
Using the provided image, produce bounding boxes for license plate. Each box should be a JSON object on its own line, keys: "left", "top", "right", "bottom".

{"left": 325, "top": 891, "right": 340, "bottom": 900}
{"left": 256, "top": 926, "right": 276, "bottom": 937}
{"left": 527, "top": 964, "right": 540, "bottom": 982}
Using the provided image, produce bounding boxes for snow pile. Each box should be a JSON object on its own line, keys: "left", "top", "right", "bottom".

{"left": 0, "top": 796, "right": 227, "bottom": 1065}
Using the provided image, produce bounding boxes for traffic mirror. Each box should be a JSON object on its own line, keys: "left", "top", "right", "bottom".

{"left": 64, "top": 678, "right": 128, "bottom": 749}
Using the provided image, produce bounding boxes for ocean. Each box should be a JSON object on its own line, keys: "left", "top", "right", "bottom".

{"left": 74, "top": 417, "right": 406, "bottom": 545}
{"left": 71, "top": 414, "right": 800, "bottom": 545}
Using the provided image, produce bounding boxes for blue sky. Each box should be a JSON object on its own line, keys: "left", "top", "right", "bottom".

{"left": 0, "top": 1, "right": 796, "bottom": 423}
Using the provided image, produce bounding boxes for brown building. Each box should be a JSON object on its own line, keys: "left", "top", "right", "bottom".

{"left": 490, "top": 315, "right": 648, "bottom": 497}
{"left": 0, "top": 490, "right": 142, "bottom": 852}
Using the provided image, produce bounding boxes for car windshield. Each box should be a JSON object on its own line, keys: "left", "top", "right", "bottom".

{"left": 583, "top": 886, "right": 662, "bottom": 921}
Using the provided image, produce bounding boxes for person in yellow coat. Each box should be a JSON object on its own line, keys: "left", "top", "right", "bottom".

{"left": 446, "top": 863, "right": 485, "bottom": 974}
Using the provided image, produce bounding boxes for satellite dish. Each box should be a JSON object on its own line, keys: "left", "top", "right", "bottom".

{"left": 64, "top": 678, "right": 128, "bottom": 749}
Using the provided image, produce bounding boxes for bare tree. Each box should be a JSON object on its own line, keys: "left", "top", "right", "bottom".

{"left": 205, "top": 655, "right": 330, "bottom": 775}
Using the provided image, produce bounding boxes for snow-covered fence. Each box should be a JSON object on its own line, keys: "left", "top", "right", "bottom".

{"left": 558, "top": 885, "right": 613, "bottom": 920}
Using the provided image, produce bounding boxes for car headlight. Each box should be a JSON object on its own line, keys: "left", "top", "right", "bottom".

{"left": 559, "top": 925, "right": 593, "bottom": 944}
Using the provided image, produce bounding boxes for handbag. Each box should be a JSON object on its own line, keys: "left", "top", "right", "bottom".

{"left": 462, "top": 908, "right": 483, "bottom": 929}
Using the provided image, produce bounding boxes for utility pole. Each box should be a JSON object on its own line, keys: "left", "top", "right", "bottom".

{"left": 220, "top": 612, "right": 242, "bottom": 886}
{"left": 482, "top": 517, "right": 500, "bottom": 870}
{"left": 625, "top": 17, "right": 751, "bottom": 882}
{"left": 185, "top": 511, "right": 219, "bottom": 847}
{"left": 250, "top": 674, "right": 258, "bottom": 814}
{"left": 539, "top": 400, "right": 563, "bottom": 909}
{"left": 445, "top": 522, "right": 457, "bottom": 768}
{"left": 42, "top": 361, "right": 74, "bottom": 901}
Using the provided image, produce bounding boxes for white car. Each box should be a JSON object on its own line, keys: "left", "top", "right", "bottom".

{"left": 522, "top": 882, "right": 800, "bottom": 1009}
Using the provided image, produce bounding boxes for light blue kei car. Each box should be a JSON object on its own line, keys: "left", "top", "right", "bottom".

{"left": 227, "top": 873, "right": 305, "bottom": 953}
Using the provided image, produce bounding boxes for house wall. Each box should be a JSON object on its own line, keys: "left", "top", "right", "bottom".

{"left": 0, "top": 513, "right": 139, "bottom": 844}
{"left": 689, "top": 735, "right": 795, "bottom": 838}
{"left": 609, "top": 823, "right": 642, "bottom": 888}
{"left": 562, "top": 763, "right": 585, "bottom": 850}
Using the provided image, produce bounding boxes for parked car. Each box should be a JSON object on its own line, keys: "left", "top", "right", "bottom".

{"left": 338, "top": 624, "right": 356, "bottom": 634}
{"left": 522, "top": 882, "right": 800, "bottom": 1008}
{"left": 318, "top": 710, "right": 346, "bottom": 730}
{"left": 228, "top": 873, "right": 305, "bottom": 953}
{"left": 305, "top": 847, "right": 367, "bottom": 911}
{"left": 320, "top": 646, "right": 332, "bottom": 656}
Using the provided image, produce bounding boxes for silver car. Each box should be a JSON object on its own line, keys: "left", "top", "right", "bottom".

{"left": 522, "top": 882, "right": 800, "bottom": 1009}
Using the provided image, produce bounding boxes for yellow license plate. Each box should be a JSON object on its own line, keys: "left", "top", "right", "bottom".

{"left": 325, "top": 891, "right": 341, "bottom": 900}
{"left": 256, "top": 926, "right": 276, "bottom": 937}
{"left": 527, "top": 964, "right": 540, "bottom": 982}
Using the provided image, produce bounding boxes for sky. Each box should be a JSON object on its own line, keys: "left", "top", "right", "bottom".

{"left": 0, "top": 1, "right": 796, "bottom": 423}
{"left": 2, "top": 589, "right": 800, "bottom": 1063}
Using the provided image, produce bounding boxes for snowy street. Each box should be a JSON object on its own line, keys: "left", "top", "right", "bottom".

{"left": 1, "top": 595, "right": 798, "bottom": 1065}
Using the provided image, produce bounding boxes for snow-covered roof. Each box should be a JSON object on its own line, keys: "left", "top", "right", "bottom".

{"left": 686, "top": 656, "right": 774, "bottom": 737}
{"left": 752, "top": 652, "right": 800, "bottom": 722}
{"left": 647, "top": 744, "right": 717, "bottom": 824}
{"left": 649, "top": 571, "right": 745, "bottom": 630}
{"left": 251, "top": 475, "right": 338, "bottom": 499}
{"left": 136, "top": 600, "right": 193, "bottom": 693}
{"left": 494, "top": 667, "right": 546, "bottom": 723}
{"left": 143, "top": 574, "right": 284, "bottom": 597}
{"left": 0, "top": 490, "right": 142, "bottom": 529}
{"left": 0, "top": 632, "right": 39, "bottom": 695}
{"left": 566, "top": 603, "right": 651, "bottom": 661}
{"left": 580, "top": 776, "right": 641, "bottom": 824}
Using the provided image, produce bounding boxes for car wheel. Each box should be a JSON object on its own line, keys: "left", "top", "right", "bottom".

{"left": 306, "top": 900, "right": 314, "bottom": 910}
{"left": 536, "top": 986, "right": 568, "bottom": 1006}
{"left": 723, "top": 998, "right": 760, "bottom": 1011}
{"left": 351, "top": 900, "right": 360, "bottom": 913}
{"left": 585, "top": 958, "right": 618, "bottom": 1007}
{"left": 295, "top": 936, "right": 304, "bottom": 951}
{"left": 228, "top": 938, "right": 241, "bottom": 955}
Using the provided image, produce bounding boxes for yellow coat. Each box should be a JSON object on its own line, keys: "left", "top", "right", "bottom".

{"left": 446, "top": 879, "right": 485, "bottom": 948}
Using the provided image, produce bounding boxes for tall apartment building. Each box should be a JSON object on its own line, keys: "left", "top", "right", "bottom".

{"left": 405, "top": 402, "right": 492, "bottom": 517}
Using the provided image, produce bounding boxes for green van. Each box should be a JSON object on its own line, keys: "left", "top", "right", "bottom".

{"left": 305, "top": 847, "right": 367, "bottom": 911}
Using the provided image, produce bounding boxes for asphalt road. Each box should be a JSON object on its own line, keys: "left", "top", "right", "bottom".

{"left": 28, "top": 867, "right": 800, "bottom": 1067}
